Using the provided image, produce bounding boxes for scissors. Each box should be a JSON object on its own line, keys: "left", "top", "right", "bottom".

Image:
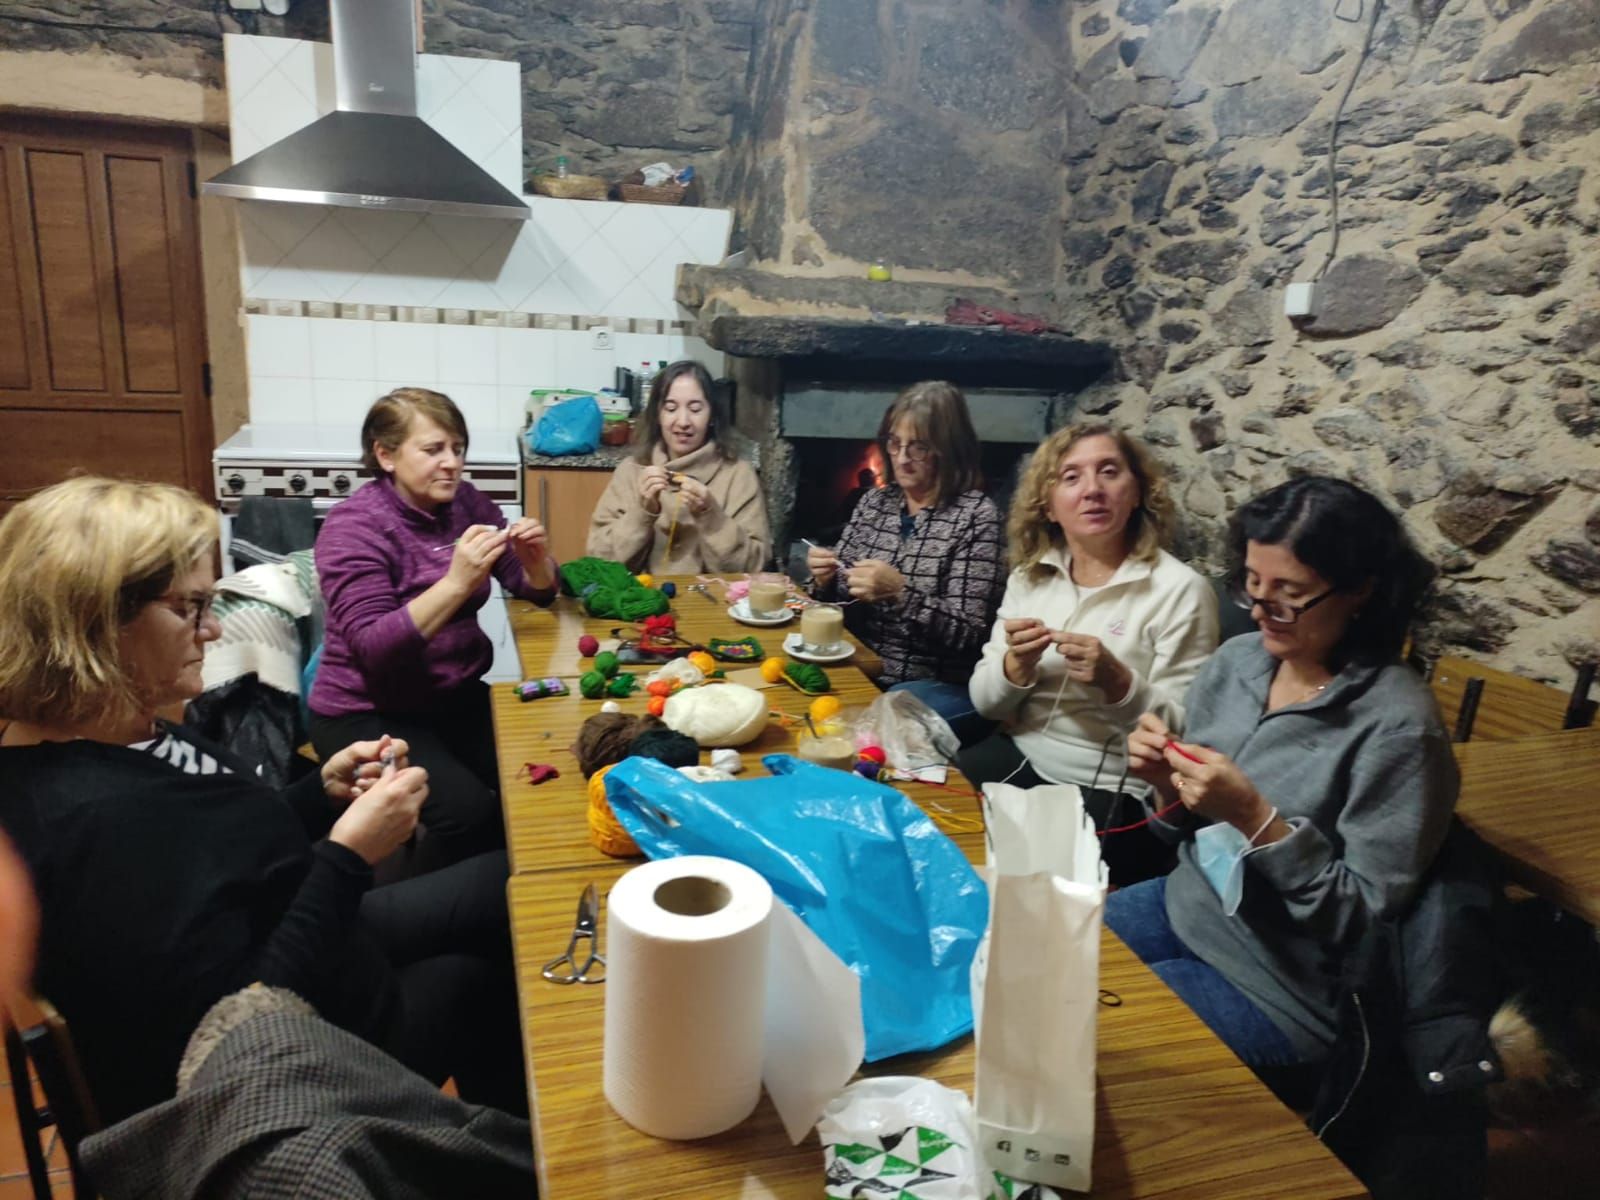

{"left": 542, "top": 882, "right": 606, "bottom": 985}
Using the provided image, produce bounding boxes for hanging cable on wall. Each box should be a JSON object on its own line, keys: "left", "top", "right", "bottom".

{"left": 1312, "top": 0, "right": 1388, "bottom": 282}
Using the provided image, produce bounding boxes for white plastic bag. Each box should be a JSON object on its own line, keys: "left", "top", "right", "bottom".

{"left": 819, "top": 1077, "right": 983, "bottom": 1200}
{"left": 856, "top": 689, "right": 958, "bottom": 775}
{"left": 972, "top": 783, "right": 1107, "bottom": 1194}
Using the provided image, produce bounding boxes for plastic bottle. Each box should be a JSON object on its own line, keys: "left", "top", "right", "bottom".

{"left": 555, "top": 155, "right": 570, "bottom": 180}
{"left": 638, "top": 361, "right": 655, "bottom": 401}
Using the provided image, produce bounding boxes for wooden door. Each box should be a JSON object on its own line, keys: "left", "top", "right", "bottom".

{"left": 0, "top": 114, "right": 212, "bottom": 510}
{"left": 525, "top": 467, "right": 616, "bottom": 564}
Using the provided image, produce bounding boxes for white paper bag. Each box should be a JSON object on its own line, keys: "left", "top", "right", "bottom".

{"left": 972, "top": 783, "right": 1107, "bottom": 1194}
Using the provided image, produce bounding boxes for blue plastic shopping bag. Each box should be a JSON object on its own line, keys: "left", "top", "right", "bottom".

{"left": 604, "top": 754, "right": 988, "bottom": 1061}
{"left": 530, "top": 395, "right": 602, "bottom": 455}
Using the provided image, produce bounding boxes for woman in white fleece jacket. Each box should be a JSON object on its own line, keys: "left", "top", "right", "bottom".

{"left": 961, "top": 424, "right": 1218, "bottom": 884}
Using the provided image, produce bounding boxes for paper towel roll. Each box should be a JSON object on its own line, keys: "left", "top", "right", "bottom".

{"left": 603, "top": 855, "right": 774, "bottom": 1139}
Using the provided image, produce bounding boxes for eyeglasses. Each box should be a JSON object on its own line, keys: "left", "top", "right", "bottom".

{"left": 164, "top": 591, "right": 218, "bottom": 634}
{"left": 885, "top": 436, "right": 933, "bottom": 463}
{"left": 1229, "top": 582, "right": 1336, "bottom": 625}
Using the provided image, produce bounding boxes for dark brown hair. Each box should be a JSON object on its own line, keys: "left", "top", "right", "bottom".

{"left": 877, "top": 380, "right": 983, "bottom": 506}
{"left": 632, "top": 361, "right": 737, "bottom": 463}
{"left": 360, "top": 387, "right": 469, "bottom": 475}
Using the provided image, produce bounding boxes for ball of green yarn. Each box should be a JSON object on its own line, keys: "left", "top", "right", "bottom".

{"left": 562, "top": 557, "right": 637, "bottom": 598}
{"left": 579, "top": 670, "right": 606, "bottom": 699}
{"left": 628, "top": 728, "right": 699, "bottom": 768}
{"left": 606, "top": 674, "right": 638, "bottom": 697}
{"left": 786, "top": 662, "right": 830, "bottom": 693}
{"left": 583, "top": 585, "right": 622, "bottom": 617}
{"left": 616, "top": 588, "right": 670, "bottom": 620}
{"left": 594, "top": 650, "right": 619, "bottom": 678}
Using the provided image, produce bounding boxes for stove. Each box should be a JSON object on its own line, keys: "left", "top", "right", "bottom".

{"left": 213, "top": 424, "right": 523, "bottom": 513}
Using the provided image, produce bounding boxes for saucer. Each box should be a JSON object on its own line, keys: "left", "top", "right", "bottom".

{"left": 783, "top": 632, "right": 854, "bottom": 663}
{"left": 727, "top": 601, "right": 793, "bottom": 627}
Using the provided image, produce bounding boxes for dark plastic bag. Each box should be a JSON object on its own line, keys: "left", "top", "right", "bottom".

{"left": 604, "top": 753, "right": 989, "bottom": 1061}
{"left": 530, "top": 396, "right": 602, "bottom": 455}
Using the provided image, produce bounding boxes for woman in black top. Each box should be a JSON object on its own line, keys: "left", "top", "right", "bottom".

{"left": 0, "top": 477, "right": 524, "bottom": 1124}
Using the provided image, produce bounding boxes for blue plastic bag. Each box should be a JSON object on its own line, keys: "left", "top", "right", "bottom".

{"left": 530, "top": 395, "right": 602, "bottom": 455}
{"left": 604, "top": 754, "right": 989, "bottom": 1061}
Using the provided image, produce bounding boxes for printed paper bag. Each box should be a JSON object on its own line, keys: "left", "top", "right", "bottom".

{"left": 972, "top": 782, "right": 1107, "bottom": 1195}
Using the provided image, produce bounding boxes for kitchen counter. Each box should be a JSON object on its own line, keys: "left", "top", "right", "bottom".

{"left": 520, "top": 442, "right": 630, "bottom": 470}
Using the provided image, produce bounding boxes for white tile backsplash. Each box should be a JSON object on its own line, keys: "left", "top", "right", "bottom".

{"left": 374, "top": 322, "right": 438, "bottom": 385}
{"left": 496, "top": 326, "right": 555, "bottom": 390}
{"left": 312, "top": 378, "right": 379, "bottom": 430}
{"left": 246, "top": 315, "right": 311, "bottom": 379}
{"left": 249, "top": 376, "right": 317, "bottom": 426}
{"left": 309, "top": 318, "right": 375, "bottom": 381}
{"left": 446, "top": 383, "right": 499, "bottom": 433}
{"left": 438, "top": 325, "right": 499, "bottom": 387}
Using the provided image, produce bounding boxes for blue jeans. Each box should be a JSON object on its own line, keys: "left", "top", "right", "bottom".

{"left": 1105, "top": 877, "right": 1302, "bottom": 1068}
{"left": 886, "top": 678, "right": 995, "bottom": 748}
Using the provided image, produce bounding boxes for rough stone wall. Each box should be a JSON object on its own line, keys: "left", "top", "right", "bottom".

{"left": 1055, "top": 0, "right": 1600, "bottom": 681}
{"left": 724, "top": 0, "right": 1071, "bottom": 287}
{"left": 0, "top": 1, "right": 757, "bottom": 199}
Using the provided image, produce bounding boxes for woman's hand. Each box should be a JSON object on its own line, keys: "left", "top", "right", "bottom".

{"left": 845, "top": 559, "right": 904, "bottom": 604}
{"left": 638, "top": 466, "right": 671, "bottom": 515}
{"left": 1001, "top": 617, "right": 1055, "bottom": 685}
{"left": 1054, "top": 632, "right": 1132, "bottom": 703}
{"left": 807, "top": 545, "right": 840, "bottom": 590}
{"left": 329, "top": 760, "right": 429, "bottom": 866}
{"left": 445, "top": 524, "right": 507, "bottom": 593}
{"left": 507, "top": 516, "right": 556, "bottom": 587}
{"left": 1127, "top": 712, "right": 1177, "bottom": 800}
{"left": 678, "top": 474, "right": 714, "bottom": 516}
{"left": 1165, "top": 742, "right": 1273, "bottom": 831}
{"left": 321, "top": 735, "right": 411, "bottom": 803}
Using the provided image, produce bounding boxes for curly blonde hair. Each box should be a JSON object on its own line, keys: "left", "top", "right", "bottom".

{"left": 0, "top": 477, "right": 218, "bottom": 727}
{"left": 1006, "top": 423, "right": 1174, "bottom": 577}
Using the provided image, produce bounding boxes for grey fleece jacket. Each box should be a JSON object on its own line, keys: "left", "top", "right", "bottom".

{"left": 1156, "top": 634, "right": 1458, "bottom": 1059}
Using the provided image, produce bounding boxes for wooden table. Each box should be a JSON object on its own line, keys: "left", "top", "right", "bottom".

{"left": 498, "top": 579, "right": 1362, "bottom": 1199}
{"left": 511, "top": 865, "right": 1364, "bottom": 1200}
{"left": 1454, "top": 726, "right": 1600, "bottom": 925}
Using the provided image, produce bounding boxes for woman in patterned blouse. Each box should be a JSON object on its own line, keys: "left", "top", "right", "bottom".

{"left": 805, "top": 381, "right": 1006, "bottom": 744}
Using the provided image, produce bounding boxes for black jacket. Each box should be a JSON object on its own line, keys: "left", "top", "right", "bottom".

{"left": 1311, "top": 820, "right": 1508, "bottom": 1200}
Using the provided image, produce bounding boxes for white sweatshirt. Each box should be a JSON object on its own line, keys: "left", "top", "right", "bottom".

{"left": 969, "top": 546, "right": 1219, "bottom": 792}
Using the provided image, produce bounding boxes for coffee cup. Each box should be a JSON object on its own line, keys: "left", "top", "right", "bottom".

{"left": 800, "top": 604, "right": 845, "bottom": 655}
{"left": 746, "top": 572, "right": 789, "bottom": 620}
{"left": 797, "top": 721, "right": 855, "bottom": 772}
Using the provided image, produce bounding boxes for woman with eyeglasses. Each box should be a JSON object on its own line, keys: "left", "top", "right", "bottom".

{"left": 962, "top": 423, "right": 1219, "bottom": 884}
{"left": 587, "top": 360, "right": 771, "bottom": 574}
{"left": 1106, "top": 475, "right": 1454, "bottom": 1076}
{"left": 805, "top": 381, "right": 1006, "bottom": 744}
{"left": 0, "top": 477, "right": 527, "bottom": 1125}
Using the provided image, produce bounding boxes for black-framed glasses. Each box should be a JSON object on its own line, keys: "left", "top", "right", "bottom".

{"left": 885, "top": 436, "right": 933, "bottom": 463}
{"left": 1229, "top": 582, "right": 1336, "bottom": 625}
{"left": 164, "top": 591, "right": 217, "bottom": 634}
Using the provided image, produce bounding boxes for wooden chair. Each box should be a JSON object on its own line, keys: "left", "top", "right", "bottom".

{"left": 3, "top": 994, "right": 100, "bottom": 1200}
{"left": 1430, "top": 657, "right": 1597, "bottom": 743}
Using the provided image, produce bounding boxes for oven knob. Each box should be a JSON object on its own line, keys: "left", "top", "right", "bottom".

{"left": 331, "top": 473, "right": 351, "bottom": 495}
{"left": 289, "top": 473, "right": 308, "bottom": 494}
{"left": 226, "top": 473, "right": 245, "bottom": 494}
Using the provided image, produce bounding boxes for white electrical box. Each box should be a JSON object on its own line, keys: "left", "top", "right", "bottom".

{"left": 1284, "top": 282, "right": 1319, "bottom": 319}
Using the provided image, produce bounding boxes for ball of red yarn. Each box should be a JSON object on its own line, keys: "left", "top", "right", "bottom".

{"left": 858, "top": 745, "right": 887, "bottom": 765}
{"left": 578, "top": 635, "right": 600, "bottom": 658}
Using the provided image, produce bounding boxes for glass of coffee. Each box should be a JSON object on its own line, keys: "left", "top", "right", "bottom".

{"left": 800, "top": 604, "right": 845, "bottom": 655}
{"left": 746, "top": 572, "right": 790, "bottom": 620}
{"left": 797, "top": 720, "right": 856, "bottom": 772}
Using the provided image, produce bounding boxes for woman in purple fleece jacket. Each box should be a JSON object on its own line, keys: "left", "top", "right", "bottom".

{"left": 310, "top": 389, "right": 558, "bottom": 871}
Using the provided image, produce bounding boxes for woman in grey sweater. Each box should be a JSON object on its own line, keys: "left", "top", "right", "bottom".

{"left": 1107, "top": 476, "right": 1454, "bottom": 1068}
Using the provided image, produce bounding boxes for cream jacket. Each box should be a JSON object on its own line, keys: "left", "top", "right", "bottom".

{"left": 586, "top": 441, "right": 770, "bottom": 574}
{"left": 969, "top": 546, "right": 1219, "bottom": 791}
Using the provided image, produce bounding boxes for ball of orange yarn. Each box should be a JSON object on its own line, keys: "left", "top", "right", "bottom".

{"left": 648, "top": 695, "right": 667, "bottom": 717}
{"left": 646, "top": 678, "right": 676, "bottom": 698}
{"left": 760, "top": 657, "right": 785, "bottom": 684}
{"left": 687, "top": 650, "right": 715, "bottom": 674}
{"left": 586, "top": 764, "right": 638, "bottom": 858}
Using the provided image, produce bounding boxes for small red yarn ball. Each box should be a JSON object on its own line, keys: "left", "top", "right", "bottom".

{"left": 858, "top": 745, "right": 887, "bottom": 765}
{"left": 578, "top": 635, "right": 600, "bottom": 658}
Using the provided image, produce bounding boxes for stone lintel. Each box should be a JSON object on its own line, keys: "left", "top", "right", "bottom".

{"left": 676, "top": 264, "right": 1047, "bottom": 322}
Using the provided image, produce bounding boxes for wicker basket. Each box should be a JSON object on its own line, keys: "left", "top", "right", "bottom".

{"left": 617, "top": 182, "right": 688, "bottom": 206}
{"left": 530, "top": 173, "right": 608, "bottom": 201}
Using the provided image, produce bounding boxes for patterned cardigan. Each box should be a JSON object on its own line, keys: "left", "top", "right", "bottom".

{"left": 810, "top": 485, "right": 1006, "bottom": 686}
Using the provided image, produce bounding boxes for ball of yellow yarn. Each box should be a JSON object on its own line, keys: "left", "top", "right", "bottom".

{"left": 634, "top": 572, "right": 654, "bottom": 588}
{"left": 809, "top": 695, "right": 841, "bottom": 724}
{"left": 586, "top": 764, "right": 639, "bottom": 858}
{"left": 760, "top": 657, "right": 785, "bottom": 684}
{"left": 687, "top": 649, "right": 715, "bottom": 674}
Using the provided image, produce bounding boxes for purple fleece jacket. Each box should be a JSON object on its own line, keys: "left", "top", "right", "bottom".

{"left": 309, "top": 476, "right": 556, "bottom": 717}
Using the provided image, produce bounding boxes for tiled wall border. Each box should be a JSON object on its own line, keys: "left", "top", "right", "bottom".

{"left": 240, "top": 298, "right": 700, "bottom": 336}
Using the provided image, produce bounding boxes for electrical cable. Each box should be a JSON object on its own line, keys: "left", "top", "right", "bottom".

{"left": 1313, "top": 0, "right": 1386, "bottom": 281}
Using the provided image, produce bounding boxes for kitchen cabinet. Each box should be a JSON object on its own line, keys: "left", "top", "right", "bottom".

{"left": 525, "top": 467, "right": 614, "bottom": 564}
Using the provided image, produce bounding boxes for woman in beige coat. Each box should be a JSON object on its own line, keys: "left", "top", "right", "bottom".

{"left": 587, "top": 361, "right": 770, "bottom": 574}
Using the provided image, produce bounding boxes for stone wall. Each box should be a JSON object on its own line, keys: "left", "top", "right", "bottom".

{"left": 1053, "top": 0, "right": 1600, "bottom": 681}
{"left": 0, "top": 1, "right": 758, "bottom": 197}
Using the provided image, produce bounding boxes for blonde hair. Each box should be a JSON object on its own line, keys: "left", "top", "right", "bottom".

{"left": 0, "top": 477, "right": 218, "bottom": 727}
{"left": 1006, "top": 423, "right": 1173, "bottom": 576}
{"left": 361, "top": 387, "right": 469, "bottom": 475}
{"left": 877, "top": 381, "right": 983, "bottom": 506}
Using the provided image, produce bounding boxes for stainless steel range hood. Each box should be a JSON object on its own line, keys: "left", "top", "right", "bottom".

{"left": 203, "top": 0, "right": 529, "bottom": 220}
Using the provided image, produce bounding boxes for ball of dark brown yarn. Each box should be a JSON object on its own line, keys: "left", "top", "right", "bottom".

{"left": 628, "top": 728, "right": 700, "bottom": 769}
{"left": 574, "top": 712, "right": 664, "bottom": 778}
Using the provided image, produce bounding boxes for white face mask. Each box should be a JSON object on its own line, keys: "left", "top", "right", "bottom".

{"left": 1194, "top": 821, "right": 1252, "bottom": 916}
